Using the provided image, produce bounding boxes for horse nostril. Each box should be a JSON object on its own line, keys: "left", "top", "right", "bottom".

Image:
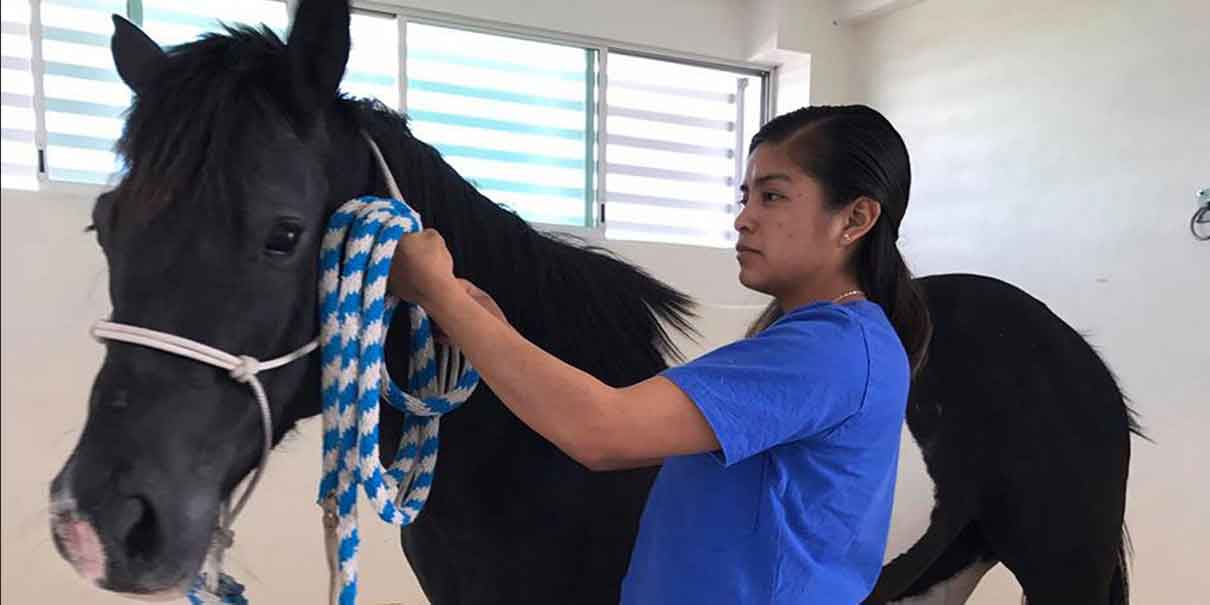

{"left": 114, "top": 496, "right": 160, "bottom": 564}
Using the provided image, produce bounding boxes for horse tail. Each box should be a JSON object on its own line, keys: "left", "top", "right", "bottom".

{"left": 1109, "top": 525, "right": 1132, "bottom": 605}
{"left": 572, "top": 241, "right": 699, "bottom": 363}
{"left": 507, "top": 231, "right": 698, "bottom": 380}
{"left": 1017, "top": 528, "right": 1131, "bottom": 605}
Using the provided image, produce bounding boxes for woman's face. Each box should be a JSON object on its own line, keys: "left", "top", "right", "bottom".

{"left": 734, "top": 142, "right": 852, "bottom": 299}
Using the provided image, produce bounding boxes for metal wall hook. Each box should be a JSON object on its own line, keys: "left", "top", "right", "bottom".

{"left": 1193, "top": 189, "right": 1210, "bottom": 242}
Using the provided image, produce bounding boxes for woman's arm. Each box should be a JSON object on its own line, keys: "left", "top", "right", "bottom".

{"left": 391, "top": 230, "right": 719, "bottom": 470}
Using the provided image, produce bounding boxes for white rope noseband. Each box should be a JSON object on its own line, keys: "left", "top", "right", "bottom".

{"left": 89, "top": 321, "right": 317, "bottom": 520}
{"left": 89, "top": 321, "right": 318, "bottom": 603}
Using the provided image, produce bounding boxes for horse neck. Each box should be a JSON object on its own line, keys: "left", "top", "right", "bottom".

{"left": 321, "top": 116, "right": 379, "bottom": 213}
{"left": 350, "top": 127, "right": 548, "bottom": 324}
{"left": 336, "top": 102, "right": 689, "bottom": 383}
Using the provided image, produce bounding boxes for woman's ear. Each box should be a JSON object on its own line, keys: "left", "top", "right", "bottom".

{"left": 840, "top": 196, "right": 882, "bottom": 245}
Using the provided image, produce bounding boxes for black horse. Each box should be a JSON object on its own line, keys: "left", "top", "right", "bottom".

{"left": 49, "top": 1, "right": 1137, "bottom": 603}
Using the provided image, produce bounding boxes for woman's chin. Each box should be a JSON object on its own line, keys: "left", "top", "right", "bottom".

{"left": 737, "top": 270, "right": 767, "bottom": 294}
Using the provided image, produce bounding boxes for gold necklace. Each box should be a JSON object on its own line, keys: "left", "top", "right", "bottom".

{"left": 832, "top": 289, "right": 866, "bottom": 304}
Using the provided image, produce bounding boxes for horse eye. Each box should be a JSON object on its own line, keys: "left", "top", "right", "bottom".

{"left": 265, "top": 222, "right": 304, "bottom": 255}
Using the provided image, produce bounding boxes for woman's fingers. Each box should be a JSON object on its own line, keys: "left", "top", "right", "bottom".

{"left": 388, "top": 228, "right": 456, "bottom": 304}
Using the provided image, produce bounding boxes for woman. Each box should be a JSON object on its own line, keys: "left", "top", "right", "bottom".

{"left": 389, "top": 105, "right": 931, "bottom": 604}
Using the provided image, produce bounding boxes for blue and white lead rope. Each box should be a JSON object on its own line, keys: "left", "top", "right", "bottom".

{"left": 317, "top": 195, "right": 480, "bottom": 605}
{"left": 181, "top": 195, "right": 478, "bottom": 605}
{"left": 182, "top": 195, "right": 478, "bottom": 605}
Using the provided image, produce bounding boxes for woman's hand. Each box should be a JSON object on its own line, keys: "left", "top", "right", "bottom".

{"left": 388, "top": 228, "right": 458, "bottom": 305}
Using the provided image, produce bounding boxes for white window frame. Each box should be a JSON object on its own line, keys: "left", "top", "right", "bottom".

{"left": 374, "top": 2, "right": 775, "bottom": 244}
{"left": 8, "top": 0, "right": 777, "bottom": 247}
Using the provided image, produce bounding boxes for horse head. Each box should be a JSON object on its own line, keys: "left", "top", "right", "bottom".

{"left": 49, "top": 0, "right": 367, "bottom": 596}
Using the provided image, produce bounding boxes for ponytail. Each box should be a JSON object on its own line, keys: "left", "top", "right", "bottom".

{"left": 860, "top": 220, "right": 931, "bottom": 375}
{"left": 745, "top": 302, "right": 783, "bottom": 338}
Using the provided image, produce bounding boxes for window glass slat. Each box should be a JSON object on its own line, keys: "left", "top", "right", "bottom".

{"left": 40, "top": 0, "right": 127, "bottom": 184}
{"left": 604, "top": 53, "right": 763, "bottom": 248}
{"left": 406, "top": 21, "right": 594, "bottom": 228}
{"left": 1, "top": 0, "right": 36, "bottom": 190}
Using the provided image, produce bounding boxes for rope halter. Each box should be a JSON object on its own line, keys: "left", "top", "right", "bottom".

{"left": 89, "top": 322, "right": 318, "bottom": 520}
{"left": 88, "top": 321, "right": 318, "bottom": 602}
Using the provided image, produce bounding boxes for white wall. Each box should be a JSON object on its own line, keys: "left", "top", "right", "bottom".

{"left": 383, "top": 0, "right": 751, "bottom": 63}
{"left": 850, "top": 0, "right": 1210, "bottom": 602}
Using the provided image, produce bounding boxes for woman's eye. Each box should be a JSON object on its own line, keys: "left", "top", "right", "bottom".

{"left": 763, "top": 192, "right": 784, "bottom": 202}
{"left": 265, "top": 222, "right": 304, "bottom": 255}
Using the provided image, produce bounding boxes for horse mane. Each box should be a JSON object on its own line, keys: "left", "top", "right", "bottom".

{"left": 343, "top": 98, "right": 696, "bottom": 378}
{"left": 112, "top": 25, "right": 293, "bottom": 231}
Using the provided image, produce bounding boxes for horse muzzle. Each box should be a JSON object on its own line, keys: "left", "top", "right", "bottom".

{"left": 49, "top": 457, "right": 212, "bottom": 599}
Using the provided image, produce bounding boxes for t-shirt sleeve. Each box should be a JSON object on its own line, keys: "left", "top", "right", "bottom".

{"left": 662, "top": 307, "right": 869, "bottom": 466}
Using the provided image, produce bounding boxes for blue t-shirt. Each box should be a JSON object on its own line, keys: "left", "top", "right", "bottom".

{"left": 621, "top": 300, "right": 909, "bottom": 605}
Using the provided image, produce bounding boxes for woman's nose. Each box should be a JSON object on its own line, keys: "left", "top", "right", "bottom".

{"left": 734, "top": 204, "right": 754, "bottom": 234}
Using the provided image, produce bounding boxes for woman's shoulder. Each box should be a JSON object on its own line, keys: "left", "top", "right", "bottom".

{"left": 775, "top": 300, "right": 881, "bottom": 336}
{"left": 763, "top": 302, "right": 871, "bottom": 359}
{"left": 774, "top": 301, "right": 905, "bottom": 368}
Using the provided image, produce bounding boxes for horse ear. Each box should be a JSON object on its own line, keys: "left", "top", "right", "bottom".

{"left": 111, "top": 15, "right": 165, "bottom": 95}
{"left": 286, "top": 0, "right": 351, "bottom": 116}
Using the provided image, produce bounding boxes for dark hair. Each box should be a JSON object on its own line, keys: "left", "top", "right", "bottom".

{"left": 744, "top": 105, "right": 932, "bottom": 375}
